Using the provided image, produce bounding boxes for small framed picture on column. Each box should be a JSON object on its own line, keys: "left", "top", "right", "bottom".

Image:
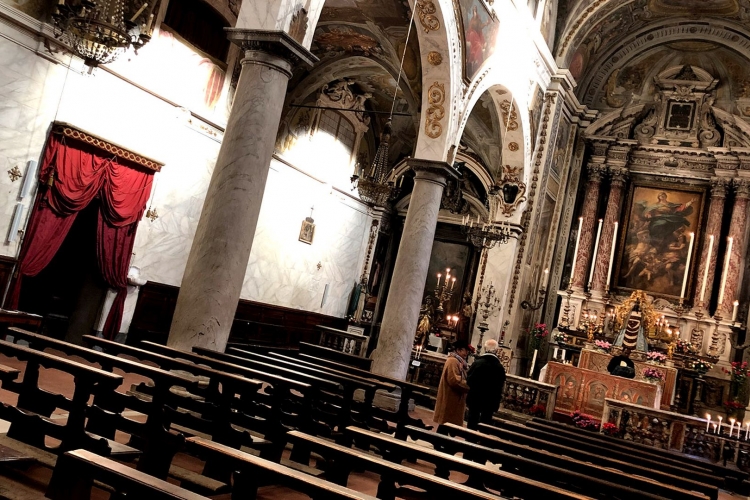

{"left": 299, "top": 217, "right": 315, "bottom": 244}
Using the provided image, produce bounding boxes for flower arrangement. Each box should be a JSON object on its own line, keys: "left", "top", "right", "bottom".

{"left": 722, "top": 361, "right": 749, "bottom": 384}
{"left": 724, "top": 400, "right": 745, "bottom": 412}
{"left": 643, "top": 367, "right": 665, "bottom": 383}
{"left": 552, "top": 330, "right": 568, "bottom": 344}
{"left": 571, "top": 411, "right": 601, "bottom": 431}
{"left": 528, "top": 323, "right": 549, "bottom": 350}
{"left": 529, "top": 404, "right": 547, "bottom": 418}
{"left": 594, "top": 340, "right": 611, "bottom": 353}
{"left": 693, "top": 359, "right": 713, "bottom": 374}
{"left": 676, "top": 339, "right": 698, "bottom": 355}
{"left": 601, "top": 422, "right": 619, "bottom": 437}
{"left": 646, "top": 351, "right": 667, "bottom": 364}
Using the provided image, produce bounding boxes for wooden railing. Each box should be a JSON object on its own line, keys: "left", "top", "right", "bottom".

{"left": 602, "top": 398, "right": 750, "bottom": 468}
{"left": 499, "top": 375, "right": 557, "bottom": 420}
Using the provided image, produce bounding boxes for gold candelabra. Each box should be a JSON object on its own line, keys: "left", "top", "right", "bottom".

{"left": 579, "top": 308, "right": 603, "bottom": 342}
{"left": 434, "top": 268, "right": 457, "bottom": 315}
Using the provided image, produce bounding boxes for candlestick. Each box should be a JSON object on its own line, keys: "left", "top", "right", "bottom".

{"left": 706, "top": 414, "right": 711, "bottom": 432}
{"left": 570, "top": 217, "right": 583, "bottom": 286}
{"left": 680, "top": 232, "right": 695, "bottom": 299}
{"left": 529, "top": 349, "right": 538, "bottom": 378}
{"left": 606, "top": 221, "right": 618, "bottom": 291}
{"left": 700, "top": 235, "right": 714, "bottom": 303}
{"left": 733, "top": 300, "right": 739, "bottom": 323}
{"left": 588, "top": 219, "right": 604, "bottom": 287}
{"left": 718, "top": 237, "right": 733, "bottom": 306}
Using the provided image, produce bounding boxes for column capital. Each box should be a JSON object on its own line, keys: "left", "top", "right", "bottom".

{"left": 407, "top": 158, "right": 459, "bottom": 184}
{"left": 711, "top": 176, "right": 730, "bottom": 198}
{"left": 227, "top": 29, "right": 318, "bottom": 76}
{"left": 609, "top": 166, "right": 629, "bottom": 186}
{"left": 586, "top": 163, "right": 606, "bottom": 182}
{"left": 734, "top": 177, "right": 750, "bottom": 199}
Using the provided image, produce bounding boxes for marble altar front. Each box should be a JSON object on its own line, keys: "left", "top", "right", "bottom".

{"left": 542, "top": 361, "right": 661, "bottom": 420}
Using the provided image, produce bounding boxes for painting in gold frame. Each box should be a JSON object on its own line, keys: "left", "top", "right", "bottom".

{"left": 614, "top": 182, "right": 706, "bottom": 300}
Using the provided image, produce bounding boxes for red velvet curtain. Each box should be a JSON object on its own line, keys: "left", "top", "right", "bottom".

{"left": 7, "top": 133, "right": 154, "bottom": 340}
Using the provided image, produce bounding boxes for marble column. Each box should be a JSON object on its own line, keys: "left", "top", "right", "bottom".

{"left": 591, "top": 166, "right": 628, "bottom": 295}
{"left": 167, "top": 31, "right": 316, "bottom": 352}
{"left": 571, "top": 162, "right": 606, "bottom": 289}
{"left": 693, "top": 177, "right": 729, "bottom": 308}
{"left": 371, "top": 160, "right": 457, "bottom": 380}
{"left": 718, "top": 178, "right": 750, "bottom": 317}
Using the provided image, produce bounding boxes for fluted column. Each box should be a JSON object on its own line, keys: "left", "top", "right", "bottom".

{"left": 372, "top": 160, "right": 457, "bottom": 380}
{"left": 571, "top": 159, "right": 607, "bottom": 289}
{"left": 591, "top": 166, "right": 628, "bottom": 294}
{"left": 718, "top": 178, "right": 750, "bottom": 316}
{"left": 693, "top": 177, "right": 729, "bottom": 308}
{"left": 167, "top": 31, "right": 316, "bottom": 351}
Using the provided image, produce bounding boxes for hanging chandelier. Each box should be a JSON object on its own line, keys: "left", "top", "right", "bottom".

{"left": 461, "top": 190, "right": 512, "bottom": 249}
{"left": 350, "top": 119, "right": 402, "bottom": 208}
{"left": 52, "top": 0, "right": 157, "bottom": 71}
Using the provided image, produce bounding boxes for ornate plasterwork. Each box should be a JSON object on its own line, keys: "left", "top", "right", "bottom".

{"left": 416, "top": 0, "right": 441, "bottom": 33}
{"left": 499, "top": 100, "right": 519, "bottom": 131}
{"left": 427, "top": 51, "right": 443, "bottom": 65}
{"left": 425, "top": 82, "right": 446, "bottom": 138}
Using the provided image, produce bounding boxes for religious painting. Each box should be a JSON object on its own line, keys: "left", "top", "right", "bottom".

{"left": 529, "top": 85, "right": 544, "bottom": 154}
{"left": 456, "top": 0, "right": 500, "bottom": 82}
{"left": 616, "top": 183, "right": 706, "bottom": 300}
{"left": 299, "top": 217, "right": 316, "bottom": 244}
{"left": 554, "top": 373, "right": 579, "bottom": 412}
{"left": 581, "top": 380, "right": 610, "bottom": 415}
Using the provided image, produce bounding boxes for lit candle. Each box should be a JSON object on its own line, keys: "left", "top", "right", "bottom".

{"left": 680, "top": 232, "right": 695, "bottom": 299}
{"left": 745, "top": 422, "right": 749, "bottom": 440}
{"left": 542, "top": 268, "right": 549, "bottom": 290}
{"left": 436, "top": 273, "right": 442, "bottom": 288}
{"left": 450, "top": 277, "right": 456, "bottom": 290}
{"left": 588, "top": 219, "right": 604, "bottom": 287}
{"left": 700, "top": 235, "right": 714, "bottom": 303}
{"left": 706, "top": 414, "right": 711, "bottom": 432}
{"left": 606, "top": 221, "right": 619, "bottom": 290}
{"left": 718, "top": 416, "right": 723, "bottom": 434}
{"left": 733, "top": 300, "right": 739, "bottom": 323}
{"left": 570, "top": 217, "right": 583, "bottom": 285}
{"left": 713, "top": 423, "right": 718, "bottom": 434}
{"left": 730, "top": 418, "right": 736, "bottom": 438}
{"left": 145, "top": 13, "right": 154, "bottom": 33}
{"left": 718, "top": 237, "right": 733, "bottom": 306}
{"left": 553, "top": 346, "right": 559, "bottom": 359}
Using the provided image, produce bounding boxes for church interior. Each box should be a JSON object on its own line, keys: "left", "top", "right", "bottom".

{"left": 3, "top": 0, "right": 750, "bottom": 498}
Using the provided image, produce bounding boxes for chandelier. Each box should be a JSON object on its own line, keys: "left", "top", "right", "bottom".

{"left": 351, "top": 119, "right": 401, "bottom": 208}
{"left": 461, "top": 192, "right": 512, "bottom": 249}
{"left": 52, "top": 0, "right": 157, "bottom": 71}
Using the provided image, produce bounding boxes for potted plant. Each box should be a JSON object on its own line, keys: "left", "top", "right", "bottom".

{"left": 571, "top": 411, "right": 600, "bottom": 431}
{"left": 594, "top": 340, "right": 611, "bottom": 354}
{"left": 693, "top": 359, "right": 713, "bottom": 376}
{"left": 643, "top": 367, "right": 666, "bottom": 384}
{"left": 602, "top": 422, "right": 620, "bottom": 437}
{"left": 724, "top": 400, "right": 745, "bottom": 420}
{"left": 552, "top": 330, "right": 568, "bottom": 345}
{"left": 646, "top": 351, "right": 667, "bottom": 365}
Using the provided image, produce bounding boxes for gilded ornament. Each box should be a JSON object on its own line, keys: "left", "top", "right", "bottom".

{"left": 416, "top": 1, "right": 440, "bottom": 33}
{"left": 508, "top": 142, "right": 519, "bottom": 151}
{"left": 425, "top": 82, "right": 446, "bottom": 139}
{"left": 427, "top": 51, "right": 443, "bottom": 66}
{"left": 500, "top": 100, "right": 519, "bottom": 131}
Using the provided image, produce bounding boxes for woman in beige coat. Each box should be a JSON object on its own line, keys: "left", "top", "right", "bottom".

{"left": 433, "top": 340, "right": 471, "bottom": 426}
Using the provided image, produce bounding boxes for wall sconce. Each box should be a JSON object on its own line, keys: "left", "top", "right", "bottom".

{"left": 495, "top": 164, "right": 527, "bottom": 217}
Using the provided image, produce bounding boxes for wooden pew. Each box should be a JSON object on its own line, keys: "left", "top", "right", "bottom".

{"left": 186, "top": 436, "right": 379, "bottom": 500}
{"left": 403, "top": 424, "right": 706, "bottom": 500}
{"left": 480, "top": 418, "right": 722, "bottom": 489}
{"left": 284, "top": 430, "right": 588, "bottom": 500}
{"left": 223, "top": 346, "right": 382, "bottom": 429}
{"left": 299, "top": 342, "right": 372, "bottom": 370}
{"left": 0, "top": 339, "right": 124, "bottom": 457}
{"left": 526, "top": 417, "right": 746, "bottom": 486}
{"left": 461, "top": 422, "right": 719, "bottom": 500}
{"left": 345, "top": 425, "right": 644, "bottom": 500}
{"left": 47, "top": 449, "right": 209, "bottom": 500}
{"left": 284, "top": 351, "right": 432, "bottom": 437}
{"left": 7, "top": 327, "right": 195, "bottom": 478}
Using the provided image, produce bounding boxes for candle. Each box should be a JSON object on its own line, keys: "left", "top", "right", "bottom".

{"left": 730, "top": 418, "right": 736, "bottom": 438}
{"left": 436, "top": 273, "right": 442, "bottom": 288}
{"left": 570, "top": 217, "right": 583, "bottom": 285}
{"left": 145, "top": 13, "right": 154, "bottom": 33}
{"left": 706, "top": 414, "right": 711, "bottom": 432}
{"left": 606, "top": 221, "right": 619, "bottom": 290}
{"left": 451, "top": 277, "right": 456, "bottom": 290}
{"left": 553, "top": 346, "right": 559, "bottom": 359}
{"left": 130, "top": 2, "right": 148, "bottom": 22}
{"left": 746, "top": 422, "right": 749, "bottom": 440}
{"left": 680, "top": 232, "right": 695, "bottom": 299}
{"left": 733, "top": 300, "right": 739, "bottom": 323}
{"left": 529, "top": 349, "right": 538, "bottom": 378}
{"left": 700, "top": 235, "right": 714, "bottom": 302}
{"left": 718, "top": 416, "right": 723, "bottom": 434}
{"left": 561, "top": 349, "right": 566, "bottom": 361}
{"left": 542, "top": 268, "right": 549, "bottom": 290}
{"left": 588, "top": 219, "right": 604, "bottom": 287}
{"left": 713, "top": 423, "right": 718, "bottom": 434}
{"left": 719, "top": 237, "right": 733, "bottom": 306}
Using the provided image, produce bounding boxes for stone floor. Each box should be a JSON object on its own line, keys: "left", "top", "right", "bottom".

{"left": 0, "top": 351, "right": 739, "bottom": 499}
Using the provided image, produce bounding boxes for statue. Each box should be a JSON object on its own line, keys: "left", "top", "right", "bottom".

{"left": 415, "top": 295, "right": 435, "bottom": 348}
{"left": 613, "top": 299, "right": 649, "bottom": 353}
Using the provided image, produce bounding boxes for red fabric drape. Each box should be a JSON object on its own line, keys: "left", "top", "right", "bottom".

{"left": 7, "top": 133, "right": 153, "bottom": 340}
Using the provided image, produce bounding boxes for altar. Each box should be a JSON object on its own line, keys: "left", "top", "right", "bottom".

{"left": 542, "top": 361, "right": 661, "bottom": 420}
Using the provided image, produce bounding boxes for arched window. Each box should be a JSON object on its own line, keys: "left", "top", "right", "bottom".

{"left": 317, "top": 110, "right": 356, "bottom": 153}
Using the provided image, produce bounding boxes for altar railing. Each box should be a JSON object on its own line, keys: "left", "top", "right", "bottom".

{"left": 602, "top": 398, "right": 750, "bottom": 468}
{"left": 499, "top": 374, "right": 557, "bottom": 420}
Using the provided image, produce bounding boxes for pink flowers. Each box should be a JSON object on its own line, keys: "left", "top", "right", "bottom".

{"left": 647, "top": 351, "right": 667, "bottom": 363}
{"left": 594, "top": 340, "right": 611, "bottom": 352}
{"left": 643, "top": 367, "right": 665, "bottom": 382}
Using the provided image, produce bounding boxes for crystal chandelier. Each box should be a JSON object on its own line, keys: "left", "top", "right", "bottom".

{"left": 350, "top": 119, "right": 401, "bottom": 208}
{"left": 52, "top": 0, "right": 157, "bottom": 71}
{"left": 461, "top": 191, "right": 512, "bottom": 249}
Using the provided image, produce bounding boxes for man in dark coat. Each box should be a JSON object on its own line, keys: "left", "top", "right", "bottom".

{"left": 466, "top": 339, "right": 506, "bottom": 429}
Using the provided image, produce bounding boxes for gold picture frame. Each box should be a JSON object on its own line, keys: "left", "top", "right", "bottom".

{"left": 299, "top": 217, "right": 315, "bottom": 245}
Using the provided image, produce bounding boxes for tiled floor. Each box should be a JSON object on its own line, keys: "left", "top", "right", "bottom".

{"left": 0, "top": 352, "right": 739, "bottom": 499}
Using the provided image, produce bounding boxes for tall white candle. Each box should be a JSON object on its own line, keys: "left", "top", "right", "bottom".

{"left": 745, "top": 422, "right": 749, "bottom": 440}
{"left": 570, "top": 217, "right": 583, "bottom": 286}
{"left": 706, "top": 414, "right": 711, "bottom": 432}
{"left": 529, "top": 349, "right": 538, "bottom": 378}
{"left": 733, "top": 300, "right": 739, "bottom": 322}
{"left": 680, "top": 232, "right": 695, "bottom": 299}
{"left": 700, "top": 235, "right": 714, "bottom": 303}
{"left": 553, "top": 346, "right": 559, "bottom": 359}
{"left": 588, "top": 219, "right": 604, "bottom": 287}
{"left": 730, "top": 418, "right": 736, "bottom": 438}
{"left": 718, "top": 237, "right": 733, "bottom": 306}
{"left": 606, "top": 221, "right": 619, "bottom": 291}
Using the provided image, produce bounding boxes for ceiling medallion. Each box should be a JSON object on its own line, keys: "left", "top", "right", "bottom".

{"left": 427, "top": 51, "right": 443, "bottom": 66}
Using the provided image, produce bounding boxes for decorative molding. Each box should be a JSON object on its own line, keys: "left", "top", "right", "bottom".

{"left": 508, "top": 142, "right": 519, "bottom": 151}
{"left": 500, "top": 100, "right": 519, "bottom": 131}
{"left": 425, "top": 82, "right": 446, "bottom": 139}
{"left": 287, "top": 6, "right": 309, "bottom": 45}
{"left": 53, "top": 123, "right": 163, "bottom": 172}
{"left": 427, "top": 51, "right": 443, "bottom": 66}
{"left": 415, "top": 0, "right": 441, "bottom": 33}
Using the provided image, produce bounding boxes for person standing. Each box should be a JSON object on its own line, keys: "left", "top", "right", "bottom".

{"left": 433, "top": 340, "right": 471, "bottom": 426}
{"left": 466, "top": 339, "right": 506, "bottom": 429}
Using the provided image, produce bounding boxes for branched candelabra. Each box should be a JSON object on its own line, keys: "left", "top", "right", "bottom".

{"left": 474, "top": 282, "right": 502, "bottom": 353}
{"left": 578, "top": 308, "right": 603, "bottom": 342}
{"left": 460, "top": 194, "right": 512, "bottom": 249}
{"left": 434, "top": 268, "right": 457, "bottom": 317}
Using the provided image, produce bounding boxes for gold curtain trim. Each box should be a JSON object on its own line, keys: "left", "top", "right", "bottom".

{"left": 52, "top": 123, "right": 164, "bottom": 172}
